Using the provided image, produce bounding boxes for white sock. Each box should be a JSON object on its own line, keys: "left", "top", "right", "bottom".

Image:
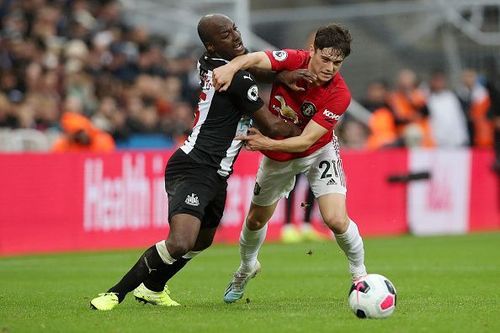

{"left": 334, "top": 220, "right": 367, "bottom": 279}
{"left": 155, "top": 240, "right": 176, "bottom": 265}
{"left": 239, "top": 222, "right": 268, "bottom": 272}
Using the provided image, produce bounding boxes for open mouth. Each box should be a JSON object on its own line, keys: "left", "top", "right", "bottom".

{"left": 234, "top": 40, "right": 244, "bottom": 52}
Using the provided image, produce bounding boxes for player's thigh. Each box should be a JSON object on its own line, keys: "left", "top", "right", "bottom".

{"left": 166, "top": 164, "right": 225, "bottom": 225}
{"left": 201, "top": 179, "right": 228, "bottom": 229}
{"left": 252, "top": 157, "right": 298, "bottom": 207}
{"left": 305, "top": 143, "right": 347, "bottom": 199}
{"left": 246, "top": 201, "right": 280, "bottom": 230}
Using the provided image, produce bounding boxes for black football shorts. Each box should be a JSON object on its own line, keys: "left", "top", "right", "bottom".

{"left": 165, "top": 149, "right": 228, "bottom": 228}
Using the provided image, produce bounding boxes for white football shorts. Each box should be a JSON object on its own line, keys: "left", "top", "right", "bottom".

{"left": 252, "top": 139, "right": 347, "bottom": 206}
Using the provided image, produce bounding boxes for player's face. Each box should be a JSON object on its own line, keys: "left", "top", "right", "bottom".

{"left": 209, "top": 19, "right": 246, "bottom": 60}
{"left": 308, "top": 47, "right": 344, "bottom": 83}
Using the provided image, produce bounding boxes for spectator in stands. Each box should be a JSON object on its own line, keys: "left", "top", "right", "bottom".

{"left": 362, "top": 80, "right": 399, "bottom": 149}
{"left": 0, "top": 93, "right": 17, "bottom": 128}
{"left": 0, "top": 0, "right": 202, "bottom": 151}
{"left": 457, "top": 68, "right": 493, "bottom": 148}
{"left": 52, "top": 112, "right": 115, "bottom": 152}
{"left": 426, "top": 71, "right": 469, "bottom": 147}
{"left": 338, "top": 117, "right": 370, "bottom": 149}
{"left": 91, "top": 95, "right": 130, "bottom": 141}
{"left": 162, "top": 102, "right": 193, "bottom": 147}
{"left": 388, "top": 69, "right": 433, "bottom": 147}
{"left": 483, "top": 60, "right": 500, "bottom": 173}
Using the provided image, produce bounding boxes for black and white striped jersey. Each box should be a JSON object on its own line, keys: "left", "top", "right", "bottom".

{"left": 180, "top": 54, "right": 264, "bottom": 177}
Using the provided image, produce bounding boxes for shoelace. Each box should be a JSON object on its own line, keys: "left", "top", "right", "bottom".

{"left": 231, "top": 272, "right": 250, "bottom": 289}
{"left": 98, "top": 292, "right": 118, "bottom": 298}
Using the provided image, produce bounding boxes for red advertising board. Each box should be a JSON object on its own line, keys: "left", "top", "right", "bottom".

{"left": 0, "top": 149, "right": 496, "bottom": 256}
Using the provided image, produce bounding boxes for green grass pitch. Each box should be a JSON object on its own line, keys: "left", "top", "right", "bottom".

{"left": 1, "top": 233, "right": 499, "bottom": 333}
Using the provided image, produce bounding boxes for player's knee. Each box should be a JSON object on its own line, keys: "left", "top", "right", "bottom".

{"left": 166, "top": 239, "right": 195, "bottom": 258}
{"left": 245, "top": 215, "right": 267, "bottom": 230}
{"left": 324, "top": 214, "right": 349, "bottom": 234}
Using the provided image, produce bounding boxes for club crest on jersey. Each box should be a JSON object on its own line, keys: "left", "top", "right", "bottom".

{"left": 185, "top": 193, "right": 200, "bottom": 207}
{"left": 301, "top": 102, "right": 317, "bottom": 117}
{"left": 272, "top": 50, "right": 288, "bottom": 61}
{"left": 247, "top": 85, "right": 259, "bottom": 101}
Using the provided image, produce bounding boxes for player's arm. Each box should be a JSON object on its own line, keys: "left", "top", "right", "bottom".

{"left": 248, "top": 68, "right": 317, "bottom": 90}
{"left": 214, "top": 52, "right": 271, "bottom": 91}
{"left": 247, "top": 68, "right": 276, "bottom": 84}
{"left": 227, "top": 71, "right": 300, "bottom": 138}
{"left": 252, "top": 107, "right": 301, "bottom": 138}
{"left": 237, "top": 120, "right": 328, "bottom": 153}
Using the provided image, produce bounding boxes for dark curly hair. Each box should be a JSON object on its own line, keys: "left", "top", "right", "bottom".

{"left": 314, "top": 24, "right": 352, "bottom": 58}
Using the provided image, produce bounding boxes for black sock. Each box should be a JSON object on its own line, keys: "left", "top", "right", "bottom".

{"left": 108, "top": 246, "right": 166, "bottom": 302}
{"left": 143, "top": 257, "right": 191, "bottom": 292}
{"left": 304, "top": 188, "right": 315, "bottom": 223}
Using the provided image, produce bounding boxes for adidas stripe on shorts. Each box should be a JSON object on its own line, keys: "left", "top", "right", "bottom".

{"left": 252, "top": 139, "right": 347, "bottom": 207}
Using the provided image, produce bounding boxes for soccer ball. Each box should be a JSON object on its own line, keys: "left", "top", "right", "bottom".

{"left": 348, "top": 274, "right": 397, "bottom": 319}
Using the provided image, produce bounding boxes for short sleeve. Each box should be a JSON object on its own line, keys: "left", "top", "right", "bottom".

{"left": 227, "top": 70, "right": 264, "bottom": 114}
{"left": 264, "top": 49, "right": 309, "bottom": 72}
{"left": 312, "top": 89, "right": 351, "bottom": 130}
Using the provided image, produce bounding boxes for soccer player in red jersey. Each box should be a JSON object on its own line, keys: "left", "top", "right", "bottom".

{"left": 213, "top": 24, "right": 368, "bottom": 303}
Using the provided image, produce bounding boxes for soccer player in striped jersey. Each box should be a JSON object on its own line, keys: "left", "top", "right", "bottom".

{"left": 90, "top": 14, "right": 301, "bottom": 311}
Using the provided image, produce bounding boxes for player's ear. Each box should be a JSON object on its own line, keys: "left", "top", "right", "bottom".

{"left": 206, "top": 42, "right": 215, "bottom": 53}
{"left": 309, "top": 45, "right": 315, "bottom": 58}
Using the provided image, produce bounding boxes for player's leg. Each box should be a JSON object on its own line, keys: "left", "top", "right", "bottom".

{"left": 301, "top": 186, "right": 324, "bottom": 241}
{"left": 142, "top": 227, "right": 216, "bottom": 293}
{"left": 306, "top": 141, "right": 367, "bottom": 281}
{"left": 223, "top": 201, "right": 277, "bottom": 303}
{"left": 224, "top": 157, "right": 296, "bottom": 303}
{"left": 139, "top": 182, "right": 226, "bottom": 298}
{"left": 239, "top": 201, "right": 278, "bottom": 271}
{"left": 90, "top": 150, "right": 215, "bottom": 310}
{"left": 135, "top": 226, "right": 216, "bottom": 306}
{"left": 89, "top": 214, "right": 201, "bottom": 310}
{"left": 281, "top": 176, "right": 302, "bottom": 243}
{"left": 317, "top": 194, "right": 366, "bottom": 280}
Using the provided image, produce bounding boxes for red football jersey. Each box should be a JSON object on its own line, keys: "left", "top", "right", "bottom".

{"left": 262, "top": 49, "right": 351, "bottom": 161}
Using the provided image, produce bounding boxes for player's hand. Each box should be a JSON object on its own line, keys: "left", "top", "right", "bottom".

{"left": 276, "top": 69, "right": 317, "bottom": 91}
{"left": 213, "top": 63, "right": 238, "bottom": 92}
{"left": 235, "top": 127, "right": 274, "bottom": 151}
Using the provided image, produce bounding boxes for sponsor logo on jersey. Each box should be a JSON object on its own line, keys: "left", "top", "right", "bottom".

{"left": 323, "top": 109, "right": 342, "bottom": 121}
{"left": 243, "top": 74, "right": 253, "bottom": 81}
{"left": 254, "top": 182, "right": 261, "bottom": 195}
{"left": 185, "top": 193, "right": 200, "bottom": 206}
{"left": 272, "top": 50, "right": 288, "bottom": 61}
{"left": 301, "top": 101, "right": 317, "bottom": 117}
{"left": 247, "top": 85, "right": 259, "bottom": 101}
{"left": 273, "top": 95, "right": 299, "bottom": 124}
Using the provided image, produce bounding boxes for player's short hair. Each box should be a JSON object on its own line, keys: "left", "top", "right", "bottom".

{"left": 314, "top": 24, "right": 352, "bottom": 58}
{"left": 198, "top": 25, "right": 211, "bottom": 47}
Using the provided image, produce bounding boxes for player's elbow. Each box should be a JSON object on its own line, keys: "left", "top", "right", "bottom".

{"left": 266, "top": 123, "right": 287, "bottom": 138}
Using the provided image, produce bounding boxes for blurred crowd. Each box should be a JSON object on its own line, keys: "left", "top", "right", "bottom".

{"left": 0, "top": 0, "right": 198, "bottom": 151}
{"left": 338, "top": 67, "right": 499, "bottom": 151}
{"left": 0, "top": 0, "right": 498, "bottom": 167}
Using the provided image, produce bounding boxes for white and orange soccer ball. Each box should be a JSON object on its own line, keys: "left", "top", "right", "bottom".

{"left": 348, "top": 274, "right": 397, "bottom": 319}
